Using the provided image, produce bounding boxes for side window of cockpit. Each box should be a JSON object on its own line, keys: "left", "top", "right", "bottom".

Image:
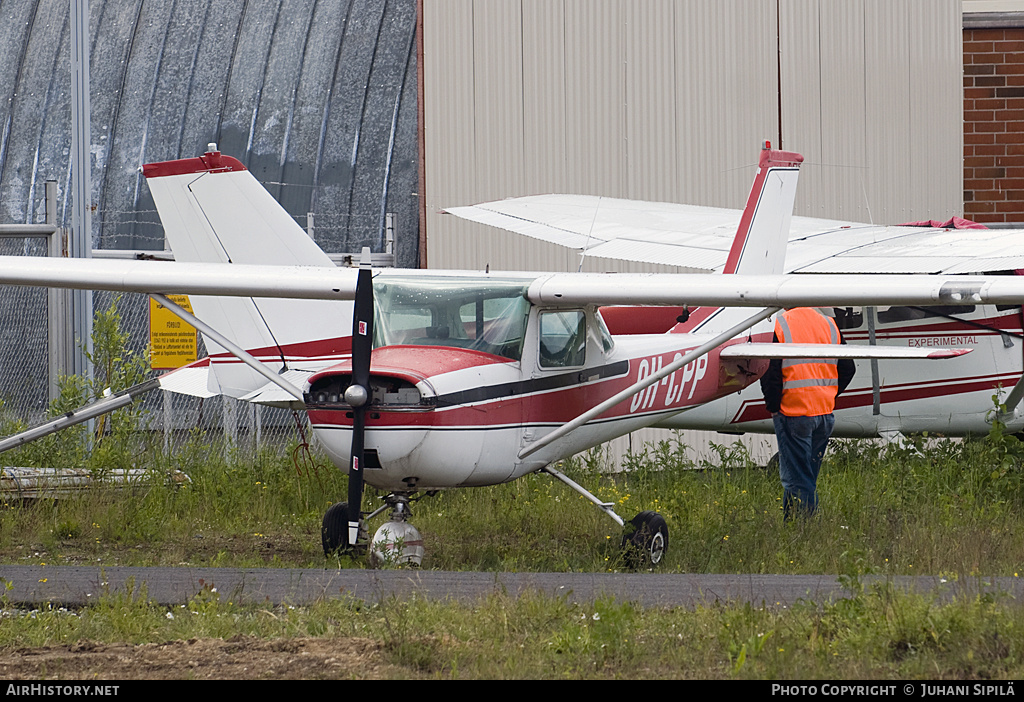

{"left": 539, "top": 310, "right": 586, "bottom": 368}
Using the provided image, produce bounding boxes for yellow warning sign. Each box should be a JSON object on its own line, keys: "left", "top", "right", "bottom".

{"left": 150, "top": 295, "right": 198, "bottom": 370}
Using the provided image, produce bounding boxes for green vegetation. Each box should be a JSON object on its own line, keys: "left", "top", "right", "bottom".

{"left": 3, "top": 300, "right": 1024, "bottom": 678}
{"left": 5, "top": 428, "right": 1024, "bottom": 575}
{"left": 2, "top": 578, "right": 1024, "bottom": 679}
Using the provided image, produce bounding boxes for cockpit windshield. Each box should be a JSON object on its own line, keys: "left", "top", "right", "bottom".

{"left": 373, "top": 275, "right": 532, "bottom": 361}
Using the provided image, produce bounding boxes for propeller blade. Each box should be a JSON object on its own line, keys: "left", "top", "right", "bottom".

{"left": 345, "top": 248, "right": 374, "bottom": 547}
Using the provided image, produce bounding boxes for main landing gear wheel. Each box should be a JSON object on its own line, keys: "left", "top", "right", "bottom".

{"left": 322, "top": 501, "right": 352, "bottom": 555}
{"left": 621, "top": 511, "right": 668, "bottom": 569}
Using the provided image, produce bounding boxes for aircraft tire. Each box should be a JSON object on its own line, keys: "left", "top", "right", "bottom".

{"left": 621, "top": 511, "right": 668, "bottom": 569}
{"left": 321, "top": 501, "right": 351, "bottom": 556}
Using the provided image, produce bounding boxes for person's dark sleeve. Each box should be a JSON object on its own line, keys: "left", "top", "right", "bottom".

{"left": 837, "top": 332, "right": 856, "bottom": 395}
{"left": 760, "top": 332, "right": 783, "bottom": 413}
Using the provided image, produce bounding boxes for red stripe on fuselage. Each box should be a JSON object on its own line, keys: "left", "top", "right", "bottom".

{"left": 730, "top": 371, "right": 1021, "bottom": 424}
{"left": 204, "top": 336, "right": 353, "bottom": 366}
{"left": 308, "top": 344, "right": 760, "bottom": 431}
{"left": 599, "top": 306, "right": 686, "bottom": 335}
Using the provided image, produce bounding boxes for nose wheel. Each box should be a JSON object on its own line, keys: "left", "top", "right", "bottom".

{"left": 369, "top": 494, "right": 425, "bottom": 567}
{"left": 322, "top": 493, "right": 427, "bottom": 566}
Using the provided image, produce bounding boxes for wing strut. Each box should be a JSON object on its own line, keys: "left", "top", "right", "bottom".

{"left": 0, "top": 378, "right": 161, "bottom": 454}
{"left": 150, "top": 294, "right": 305, "bottom": 402}
{"left": 518, "top": 306, "right": 780, "bottom": 460}
{"left": 542, "top": 464, "right": 625, "bottom": 528}
{"left": 1001, "top": 376, "right": 1024, "bottom": 415}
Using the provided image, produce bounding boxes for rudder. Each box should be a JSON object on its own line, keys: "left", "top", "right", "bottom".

{"left": 721, "top": 141, "right": 803, "bottom": 276}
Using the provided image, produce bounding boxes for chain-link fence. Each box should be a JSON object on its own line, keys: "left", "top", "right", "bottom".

{"left": 0, "top": 237, "right": 50, "bottom": 423}
{"left": 0, "top": 278, "right": 311, "bottom": 455}
{"left": 0, "top": 160, "right": 417, "bottom": 457}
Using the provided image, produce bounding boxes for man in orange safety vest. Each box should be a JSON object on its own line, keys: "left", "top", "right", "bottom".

{"left": 760, "top": 307, "right": 855, "bottom": 519}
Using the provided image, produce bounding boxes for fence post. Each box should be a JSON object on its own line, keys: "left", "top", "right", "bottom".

{"left": 223, "top": 395, "right": 237, "bottom": 456}
{"left": 163, "top": 390, "right": 172, "bottom": 453}
{"left": 45, "top": 181, "right": 69, "bottom": 404}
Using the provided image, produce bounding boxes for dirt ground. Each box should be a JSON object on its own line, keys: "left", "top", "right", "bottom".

{"left": 0, "top": 635, "right": 409, "bottom": 680}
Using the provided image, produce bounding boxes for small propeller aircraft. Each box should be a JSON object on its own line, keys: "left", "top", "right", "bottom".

{"left": 0, "top": 142, "right": 1019, "bottom": 567}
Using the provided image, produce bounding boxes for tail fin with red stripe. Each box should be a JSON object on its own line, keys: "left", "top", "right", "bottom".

{"left": 143, "top": 145, "right": 351, "bottom": 398}
{"left": 670, "top": 142, "right": 803, "bottom": 335}
{"left": 721, "top": 141, "right": 803, "bottom": 276}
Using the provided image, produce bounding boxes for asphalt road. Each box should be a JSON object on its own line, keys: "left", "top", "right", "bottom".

{"left": 2, "top": 565, "right": 1023, "bottom": 608}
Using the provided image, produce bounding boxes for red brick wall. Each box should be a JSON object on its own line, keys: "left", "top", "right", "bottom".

{"left": 964, "top": 27, "right": 1024, "bottom": 223}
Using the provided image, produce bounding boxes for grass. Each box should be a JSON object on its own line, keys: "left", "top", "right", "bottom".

{"left": 5, "top": 412, "right": 1024, "bottom": 678}
{"left": 4, "top": 427, "right": 1024, "bottom": 577}
{"left": 2, "top": 577, "right": 1024, "bottom": 679}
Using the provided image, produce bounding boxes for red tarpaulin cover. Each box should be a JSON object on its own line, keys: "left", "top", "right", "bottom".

{"left": 898, "top": 216, "right": 987, "bottom": 230}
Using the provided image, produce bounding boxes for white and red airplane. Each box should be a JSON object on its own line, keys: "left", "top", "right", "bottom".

{"left": 0, "top": 142, "right": 1019, "bottom": 567}
{"left": 448, "top": 184, "right": 1024, "bottom": 444}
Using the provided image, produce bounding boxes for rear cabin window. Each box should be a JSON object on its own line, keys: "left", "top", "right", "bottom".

{"left": 832, "top": 305, "right": 978, "bottom": 330}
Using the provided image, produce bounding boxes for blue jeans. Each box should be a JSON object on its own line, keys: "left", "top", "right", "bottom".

{"left": 773, "top": 413, "right": 835, "bottom": 519}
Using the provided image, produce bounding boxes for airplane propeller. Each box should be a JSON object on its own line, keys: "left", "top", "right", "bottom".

{"left": 322, "top": 248, "right": 374, "bottom": 555}
{"left": 345, "top": 248, "right": 374, "bottom": 547}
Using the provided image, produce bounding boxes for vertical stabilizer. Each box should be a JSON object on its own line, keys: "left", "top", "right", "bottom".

{"left": 143, "top": 146, "right": 352, "bottom": 397}
{"left": 672, "top": 142, "right": 803, "bottom": 335}
{"left": 721, "top": 142, "right": 803, "bottom": 276}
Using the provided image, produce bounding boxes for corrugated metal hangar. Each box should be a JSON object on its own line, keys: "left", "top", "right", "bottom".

{"left": 0, "top": 0, "right": 419, "bottom": 265}
{"left": 423, "top": 0, "right": 963, "bottom": 273}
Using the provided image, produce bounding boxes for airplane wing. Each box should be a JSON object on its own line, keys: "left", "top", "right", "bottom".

{"left": 5, "top": 257, "right": 1024, "bottom": 309}
{"left": 525, "top": 272, "right": 1024, "bottom": 308}
{"left": 445, "top": 194, "right": 1024, "bottom": 274}
{"left": 0, "top": 256, "right": 358, "bottom": 299}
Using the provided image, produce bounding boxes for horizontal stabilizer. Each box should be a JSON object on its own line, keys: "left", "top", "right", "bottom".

{"left": 239, "top": 369, "right": 320, "bottom": 407}
{"left": 157, "top": 365, "right": 219, "bottom": 398}
{"left": 720, "top": 343, "right": 972, "bottom": 361}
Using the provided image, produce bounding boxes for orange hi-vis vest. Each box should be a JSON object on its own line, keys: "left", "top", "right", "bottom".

{"left": 775, "top": 308, "right": 841, "bottom": 417}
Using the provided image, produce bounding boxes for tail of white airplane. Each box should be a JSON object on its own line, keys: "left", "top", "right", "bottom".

{"left": 721, "top": 141, "right": 803, "bottom": 276}
{"left": 143, "top": 145, "right": 352, "bottom": 398}
{"left": 675, "top": 141, "right": 803, "bottom": 334}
